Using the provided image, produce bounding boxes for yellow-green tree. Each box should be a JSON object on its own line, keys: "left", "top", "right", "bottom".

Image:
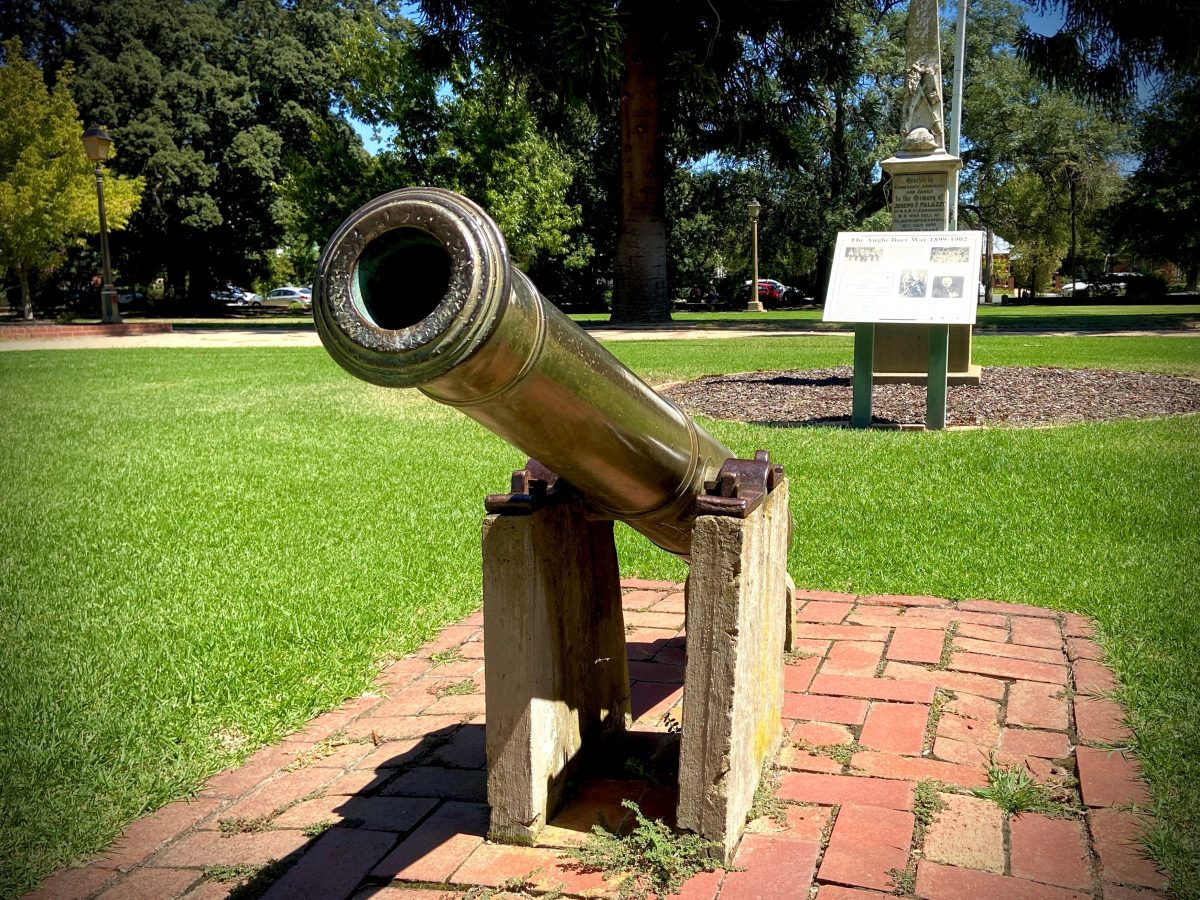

{"left": 0, "top": 41, "right": 142, "bottom": 319}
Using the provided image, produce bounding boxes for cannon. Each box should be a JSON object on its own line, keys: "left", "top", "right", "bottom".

{"left": 312, "top": 187, "right": 792, "bottom": 861}
{"left": 312, "top": 186, "right": 738, "bottom": 557}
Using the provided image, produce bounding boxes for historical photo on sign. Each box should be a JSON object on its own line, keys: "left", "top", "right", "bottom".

{"left": 930, "top": 246, "right": 970, "bottom": 263}
{"left": 899, "top": 269, "right": 928, "bottom": 297}
{"left": 932, "top": 275, "right": 964, "bottom": 297}
{"left": 822, "top": 230, "right": 983, "bottom": 324}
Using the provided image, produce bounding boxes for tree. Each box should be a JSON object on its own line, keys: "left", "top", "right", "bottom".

{"left": 416, "top": 0, "right": 882, "bottom": 323}
{"left": 0, "top": 41, "right": 141, "bottom": 319}
{"left": 1110, "top": 75, "right": 1200, "bottom": 290}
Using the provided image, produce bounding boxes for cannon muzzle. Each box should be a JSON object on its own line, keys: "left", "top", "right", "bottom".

{"left": 312, "top": 187, "right": 733, "bottom": 556}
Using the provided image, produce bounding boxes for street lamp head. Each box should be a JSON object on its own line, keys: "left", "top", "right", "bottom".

{"left": 746, "top": 199, "right": 761, "bottom": 221}
{"left": 81, "top": 126, "right": 113, "bottom": 162}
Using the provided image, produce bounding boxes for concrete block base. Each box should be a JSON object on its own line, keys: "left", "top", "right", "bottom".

{"left": 482, "top": 501, "right": 630, "bottom": 843}
{"left": 677, "top": 478, "right": 791, "bottom": 862}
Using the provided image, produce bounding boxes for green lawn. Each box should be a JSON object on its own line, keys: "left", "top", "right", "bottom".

{"left": 1, "top": 335, "right": 1198, "bottom": 897}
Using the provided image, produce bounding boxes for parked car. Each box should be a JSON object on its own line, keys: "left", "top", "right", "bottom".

{"left": 263, "top": 286, "right": 311, "bottom": 308}
{"left": 1060, "top": 280, "right": 1090, "bottom": 297}
{"left": 211, "top": 286, "right": 260, "bottom": 306}
{"left": 744, "top": 278, "right": 790, "bottom": 308}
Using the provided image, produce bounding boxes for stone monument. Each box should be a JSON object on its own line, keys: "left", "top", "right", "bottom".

{"left": 873, "top": 0, "right": 979, "bottom": 386}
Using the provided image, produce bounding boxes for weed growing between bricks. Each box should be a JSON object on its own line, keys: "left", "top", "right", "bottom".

{"left": 283, "top": 730, "right": 360, "bottom": 771}
{"left": 747, "top": 764, "right": 789, "bottom": 826}
{"left": 430, "top": 678, "right": 478, "bottom": 698}
{"left": 888, "top": 779, "right": 951, "bottom": 896}
{"left": 568, "top": 799, "right": 729, "bottom": 899}
{"left": 795, "top": 739, "right": 864, "bottom": 766}
{"left": 922, "top": 688, "right": 956, "bottom": 752}
{"left": 429, "top": 647, "right": 465, "bottom": 667}
{"left": 936, "top": 622, "right": 959, "bottom": 669}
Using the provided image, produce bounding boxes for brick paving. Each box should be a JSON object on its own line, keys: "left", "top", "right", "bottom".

{"left": 27, "top": 585, "right": 1169, "bottom": 899}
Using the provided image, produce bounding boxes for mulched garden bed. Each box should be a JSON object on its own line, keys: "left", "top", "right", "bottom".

{"left": 662, "top": 366, "right": 1200, "bottom": 428}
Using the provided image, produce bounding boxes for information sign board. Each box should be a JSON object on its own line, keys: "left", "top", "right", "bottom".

{"left": 823, "top": 230, "right": 983, "bottom": 325}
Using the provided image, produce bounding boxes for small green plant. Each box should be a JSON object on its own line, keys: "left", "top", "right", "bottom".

{"left": 301, "top": 819, "right": 336, "bottom": 838}
{"left": 887, "top": 864, "right": 916, "bottom": 895}
{"left": 973, "top": 763, "right": 1055, "bottom": 814}
{"left": 429, "top": 678, "right": 476, "bottom": 698}
{"left": 936, "top": 623, "right": 959, "bottom": 670}
{"left": 218, "top": 815, "right": 272, "bottom": 835}
{"left": 569, "top": 800, "right": 728, "bottom": 899}
{"left": 429, "top": 647, "right": 464, "bottom": 667}
{"left": 203, "top": 863, "right": 260, "bottom": 883}
{"left": 783, "top": 649, "right": 815, "bottom": 663}
{"left": 747, "top": 765, "right": 789, "bottom": 826}
{"left": 922, "top": 689, "right": 956, "bottom": 751}
{"left": 284, "top": 730, "right": 351, "bottom": 771}
{"left": 795, "top": 739, "right": 863, "bottom": 766}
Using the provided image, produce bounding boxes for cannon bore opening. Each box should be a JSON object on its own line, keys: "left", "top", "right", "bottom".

{"left": 354, "top": 227, "right": 452, "bottom": 330}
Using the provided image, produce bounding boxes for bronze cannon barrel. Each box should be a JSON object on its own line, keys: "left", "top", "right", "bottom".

{"left": 312, "top": 187, "right": 733, "bottom": 556}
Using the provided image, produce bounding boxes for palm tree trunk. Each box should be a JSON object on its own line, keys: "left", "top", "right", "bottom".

{"left": 611, "top": 8, "right": 670, "bottom": 324}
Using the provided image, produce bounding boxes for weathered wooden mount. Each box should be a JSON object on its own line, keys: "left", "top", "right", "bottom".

{"left": 481, "top": 453, "right": 791, "bottom": 861}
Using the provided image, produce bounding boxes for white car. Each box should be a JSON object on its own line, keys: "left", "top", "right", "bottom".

{"left": 1060, "top": 281, "right": 1089, "bottom": 297}
{"left": 263, "top": 287, "right": 311, "bottom": 308}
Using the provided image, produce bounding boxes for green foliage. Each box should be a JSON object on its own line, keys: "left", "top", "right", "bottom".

{"left": 0, "top": 41, "right": 142, "bottom": 318}
{"left": 569, "top": 800, "right": 726, "bottom": 899}
{"left": 972, "top": 762, "right": 1058, "bottom": 815}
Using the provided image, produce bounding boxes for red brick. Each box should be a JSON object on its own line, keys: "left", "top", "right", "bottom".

{"left": 954, "top": 636, "right": 1066, "bottom": 665}
{"left": 154, "top": 830, "right": 310, "bottom": 868}
{"left": 95, "top": 867, "right": 199, "bottom": 900}
{"left": 907, "top": 607, "right": 1009, "bottom": 628}
{"left": 860, "top": 703, "right": 929, "bottom": 755}
{"left": 345, "top": 714, "right": 466, "bottom": 741}
{"left": 1007, "top": 681, "right": 1069, "bottom": 730}
{"left": 746, "top": 804, "right": 831, "bottom": 843}
{"left": 370, "top": 801, "right": 488, "bottom": 881}
{"left": 795, "top": 623, "right": 891, "bottom": 642}
{"left": 950, "top": 652, "right": 1068, "bottom": 685}
{"left": 260, "top": 826, "right": 397, "bottom": 899}
{"left": 423, "top": 692, "right": 487, "bottom": 718}
{"left": 433, "top": 725, "right": 487, "bottom": 769}
{"left": 631, "top": 681, "right": 685, "bottom": 721}
{"left": 882, "top": 662, "right": 1006, "bottom": 700}
{"left": 820, "top": 641, "right": 885, "bottom": 677}
{"left": 627, "top": 660, "right": 686, "bottom": 684}
{"left": 91, "top": 797, "right": 222, "bottom": 871}
{"left": 1074, "top": 695, "right": 1132, "bottom": 745}
{"left": 799, "top": 601, "right": 854, "bottom": 623}
{"left": 180, "top": 879, "right": 237, "bottom": 899}
{"left": 999, "top": 728, "right": 1071, "bottom": 760}
{"left": 651, "top": 590, "right": 686, "bottom": 614}
{"left": 273, "top": 795, "right": 438, "bottom": 833}
{"left": 622, "top": 578, "right": 679, "bottom": 590}
{"left": 1065, "top": 636, "right": 1102, "bottom": 661}
{"left": 1089, "top": 808, "right": 1168, "bottom": 890}
{"left": 673, "top": 868, "right": 724, "bottom": 900}
{"left": 915, "top": 860, "right": 1090, "bottom": 899}
{"left": 451, "top": 842, "right": 612, "bottom": 894}
{"left": 201, "top": 744, "right": 293, "bottom": 799}
{"left": 624, "top": 626, "right": 677, "bottom": 660}
{"left": 1063, "top": 614, "right": 1095, "bottom": 638}
{"left": 321, "top": 767, "right": 391, "bottom": 797}
{"left": 720, "top": 834, "right": 820, "bottom": 900}
{"left": 414, "top": 658, "right": 483, "bottom": 680}
{"left": 816, "top": 888, "right": 892, "bottom": 900}
{"left": 217, "top": 766, "right": 338, "bottom": 822}
{"left": 858, "top": 593, "right": 946, "bottom": 607}
{"left": 944, "top": 694, "right": 999, "bottom": 722}
{"left": 421, "top": 625, "right": 479, "bottom": 655}
{"left": 936, "top": 713, "right": 1000, "bottom": 747}
{"left": 459, "top": 640, "right": 486, "bottom": 659}
{"left": 24, "top": 866, "right": 116, "bottom": 900}
{"left": 1077, "top": 746, "right": 1151, "bottom": 807}
{"left": 932, "top": 736, "right": 990, "bottom": 768}
{"left": 1010, "top": 814, "right": 1092, "bottom": 889}
{"left": 778, "top": 744, "right": 844, "bottom": 774}
{"left": 783, "top": 693, "right": 869, "bottom": 725}
{"left": 784, "top": 655, "right": 820, "bottom": 693}
{"left": 382, "top": 766, "right": 487, "bottom": 802}
{"left": 791, "top": 638, "right": 831, "bottom": 656}
{"left": 1100, "top": 885, "right": 1170, "bottom": 900}
{"left": 284, "top": 739, "right": 374, "bottom": 771}
{"left": 1010, "top": 616, "right": 1063, "bottom": 649}
{"left": 956, "top": 623, "right": 1009, "bottom": 642}
{"left": 621, "top": 588, "right": 668, "bottom": 609}
{"left": 624, "top": 609, "right": 685, "bottom": 630}
{"left": 958, "top": 599, "right": 1058, "bottom": 619}
{"left": 887, "top": 629, "right": 945, "bottom": 665}
{"left": 791, "top": 721, "right": 856, "bottom": 746}
{"left": 353, "top": 738, "right": 426, "bottom": 771}
{"left": 1074, "top": 658, "right": 1118, "bottom": 695}
{"left": 776, "top": 772, "right": 914, "bottom": 811}
{"left": 282, "top": 696, "right": 384, "bottom": 745}
{"left": 850, "top": 750, "right": 987, "bottom": 788}
{"left": 850, "top": 611, "right": 941, "bottom": 630}
{"left": 810, "top": 673, "right": 935, "bottom": 704}
{"left": 923, "top": 793, "right": 1004, "bottom": 873}
{"left": 796, "top": 589, "right": 857, "bottom": 602}
{"left": 818, "top": 804, "right": 913, "bottom": 892}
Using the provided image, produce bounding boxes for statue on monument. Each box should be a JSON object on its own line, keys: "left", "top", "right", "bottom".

{"left": 898, "top": 0, "right": 946, "bottom": 155}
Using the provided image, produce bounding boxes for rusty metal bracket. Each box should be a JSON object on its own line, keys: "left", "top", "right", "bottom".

{"left": 485, "top": 458, "right": 571, "bottom": 514}
{"left": 695, "top": 450, "right": 785, "bottom": 519}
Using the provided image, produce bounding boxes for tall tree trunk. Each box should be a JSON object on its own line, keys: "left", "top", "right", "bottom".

{"left": 18, "top": 268, "right": 32, "bottom": 321}
{"left": 611, "top": 8, "right": 670, "bottom": 324}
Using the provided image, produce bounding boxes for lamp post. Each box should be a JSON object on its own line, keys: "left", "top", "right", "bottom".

{"left": 746, "top": 199, "right": 763, "bottom": 312}
{"left": 81, "top": 126, "right": 120, "bottom": 324}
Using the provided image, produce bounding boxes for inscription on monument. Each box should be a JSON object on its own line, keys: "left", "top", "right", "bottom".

{"left": 891, "top": 172, "right": 948, "bottom": 231}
